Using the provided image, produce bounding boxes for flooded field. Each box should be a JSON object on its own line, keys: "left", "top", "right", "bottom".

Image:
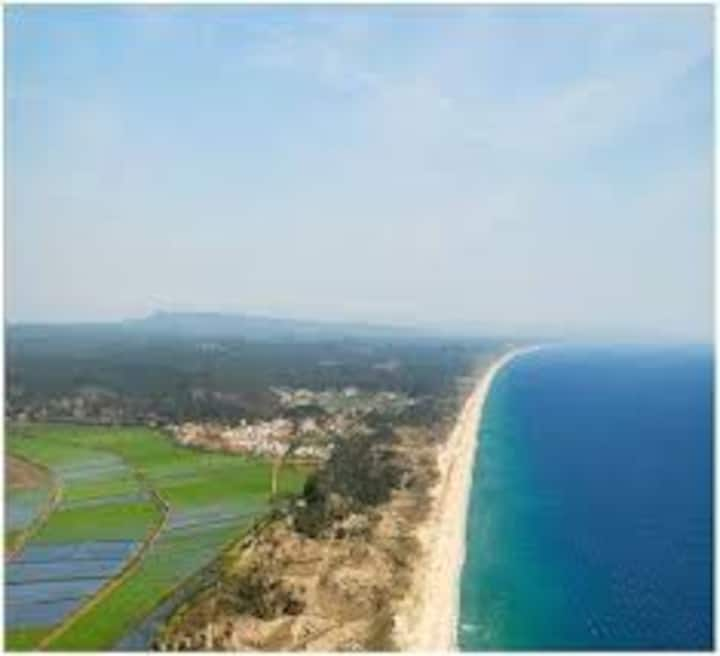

{"left": 7, "top": 540, "right": 140, "bottom": 628}
{"left": 6, "top": 488, "right": 51, "bottom": 534}
{"left": 6, "top": 457, "right": 53, "bottom": 550}
{"left": 5, "top": 424, "right": 308, "bottom": 650}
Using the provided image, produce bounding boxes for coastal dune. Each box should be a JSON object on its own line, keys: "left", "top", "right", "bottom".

{"left": 393, "top": 347, "right": 535, "bottom": 651}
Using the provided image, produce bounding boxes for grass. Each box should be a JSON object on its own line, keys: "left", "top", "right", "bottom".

{"left": 34, "top": 501, "right": 161, "bottom": 543}
{"left": 6, "top": 423, "right": 310, "bottom": 650}
{"left": 8, "top": 438, "right": 99, "bottom": 470}
{"left": 5, "top": 626, "right": 52, "bottom": 651}
{"left": 60, "top": 476, "right": 142, "bottom": 503}
{"left": 45, "top": 519, "right": 257, "bottom": 650}
{"left": 6, "top": 528, "right": 22, "bottom": 552}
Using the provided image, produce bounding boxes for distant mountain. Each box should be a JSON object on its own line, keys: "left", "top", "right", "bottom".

{"left": 7, "top": 311, "right": 542, "bottom": 345}
{"left": 120, "top": 311, "right": 424, "bottom": 342}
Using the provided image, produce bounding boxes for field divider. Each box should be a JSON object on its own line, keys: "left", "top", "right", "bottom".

{"left": 6, "top": 453, "right": 63, "bottom": 562}
{"left": 119, "top": 487, "right": 291, "bottom": 648}
{"left": 153, "top": 506, "right": 282, "bottom": 647}
{"left": 37, "top": 446, "right": 172, "bottom": 651}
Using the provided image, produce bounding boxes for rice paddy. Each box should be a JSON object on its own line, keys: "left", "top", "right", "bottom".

{"left": 5, "top": 424, "right": 308, "bottom": 650}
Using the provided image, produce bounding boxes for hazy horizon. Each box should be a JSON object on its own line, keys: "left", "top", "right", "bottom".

{"left": 7, "top": 6, "right": 714, "bottom": 342}
{"left": 7, "top": 307, "right": 715, "bottom": 346}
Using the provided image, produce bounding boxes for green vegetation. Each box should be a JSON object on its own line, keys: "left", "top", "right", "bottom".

{"left": 294, "top": 429, "right": 405, "bottom": 537}
{"left": 47, "top": 520, "right": 257, "bottom": 650}
{"left": 34, "top": 501, "right": 160, "bottom": 543}
{"left": 6, "top": 529, "right": 21, "bottom": 551}
{"left": 6, "top": 626, "right": 52, "bottom": 651}
{"left": 7, "top": 322, "right": 496, "bottom": 424}
{"left": 8, "top": 428, "right": 105, "bottom": 468}
{"left": 5, "top": 321, "right": 497, "bottom": 649}
{"left": 5, "top": 424, "right": 309, "bottom": 651}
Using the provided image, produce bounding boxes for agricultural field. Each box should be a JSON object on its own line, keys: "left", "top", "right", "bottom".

{"left": 5, "top": 424, "right": 308, "bottom": 651}
{"left": 6, "top": 456, "right": 54, "bottom": 554}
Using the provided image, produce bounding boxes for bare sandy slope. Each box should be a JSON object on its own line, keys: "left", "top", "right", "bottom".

{"left": 393, "top": 347, "right": 536, "bottom": 651}
{"left": 7, "top": 455, "right": 47, "bottom": 490}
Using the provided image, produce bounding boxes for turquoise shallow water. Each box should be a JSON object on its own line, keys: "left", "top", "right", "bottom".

{"left": 459, "top": 345, "right": 713, "bottom": 650}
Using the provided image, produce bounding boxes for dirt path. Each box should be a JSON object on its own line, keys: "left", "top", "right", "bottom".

{"left": 7, "top": 455, "right": 48, "bottom": 490}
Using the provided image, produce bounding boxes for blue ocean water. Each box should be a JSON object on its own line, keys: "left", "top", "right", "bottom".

{"left": 459, "top": 345, "right": 713, "bottom": 650}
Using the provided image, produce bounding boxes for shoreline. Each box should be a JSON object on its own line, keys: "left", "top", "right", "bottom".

{"left": 393, "top": 346, "right": 539, "bottom": 651}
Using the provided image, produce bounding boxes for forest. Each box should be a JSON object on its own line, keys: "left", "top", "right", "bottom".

{"left": 6, "top": 314, "right": 506, "bottom": 425}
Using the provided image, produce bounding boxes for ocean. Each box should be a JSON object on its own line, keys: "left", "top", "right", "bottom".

{"left": 459, "top": 344, "right": 713, "bottom": 650}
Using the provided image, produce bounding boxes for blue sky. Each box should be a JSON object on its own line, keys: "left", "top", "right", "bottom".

{"left": 6, "top": 6, "right": 714, "bottom": 340}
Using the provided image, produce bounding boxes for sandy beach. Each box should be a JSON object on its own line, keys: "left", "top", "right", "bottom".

{"left": 393, "top": 347, "right": 536, "bottom": 651}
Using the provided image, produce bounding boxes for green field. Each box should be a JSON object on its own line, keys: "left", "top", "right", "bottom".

{"left": 5, "top": 424, "right": 308, "bottom": 651}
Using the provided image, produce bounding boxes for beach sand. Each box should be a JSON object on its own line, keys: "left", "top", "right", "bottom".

{"left": 393, "top": 347, "right": 535, "bottom": 651}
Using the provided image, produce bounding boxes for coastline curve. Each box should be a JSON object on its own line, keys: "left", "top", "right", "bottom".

{"left": 393, "top": 345, "right": 541, "bottom": 651}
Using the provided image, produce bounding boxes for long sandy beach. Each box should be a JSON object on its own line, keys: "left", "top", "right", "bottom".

{"left": 394, "top": 346, "right": 536, "bottom": 651}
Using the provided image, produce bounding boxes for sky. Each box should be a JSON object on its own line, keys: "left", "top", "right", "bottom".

{"left": 6, "top": 6, "right": 714, "bottom": 341}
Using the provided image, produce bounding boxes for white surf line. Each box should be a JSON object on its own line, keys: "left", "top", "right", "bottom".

{"left": 448, "top": 345, "right": 541, "bottom": 650}
{"left": 394, "top": 345, "right": 542, "bottom": 651}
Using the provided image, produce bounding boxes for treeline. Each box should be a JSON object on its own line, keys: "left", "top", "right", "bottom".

{"left": 7, "top": 325, "right": 502, "bottom": 425}
{"left": 293, "top": 428, "right": 402, "bottom": 537}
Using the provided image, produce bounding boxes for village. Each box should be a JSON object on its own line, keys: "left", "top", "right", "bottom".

{"left": 7, "top": 376, "right": 417, "bottom": 463}
{"left": 171, "top": 386, "right": 416, "bottom": 461}
{"left": 171, "top": 418, "right": 331, "bottom": 460}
